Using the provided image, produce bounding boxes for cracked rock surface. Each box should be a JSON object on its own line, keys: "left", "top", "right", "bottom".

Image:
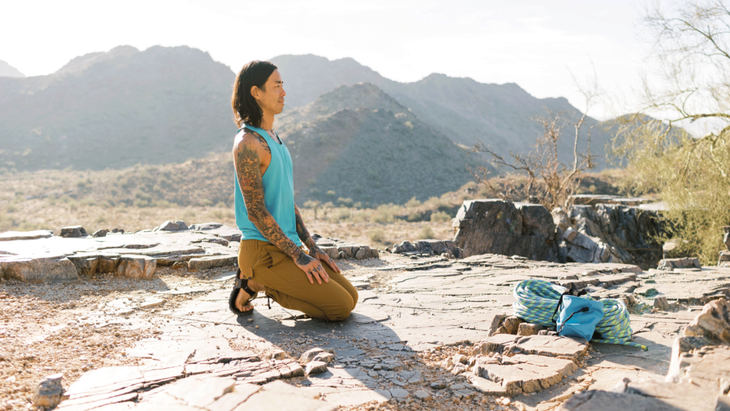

{"left": 2, "top": 226, "right": 730, "bottom": 410}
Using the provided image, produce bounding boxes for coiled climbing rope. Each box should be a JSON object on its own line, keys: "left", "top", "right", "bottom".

{"left": 512, "top": 278, "right": 647, "bottom": 350}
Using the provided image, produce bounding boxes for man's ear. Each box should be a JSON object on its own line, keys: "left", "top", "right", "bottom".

{"left": 250, "top": 85, "right": 260, "bottom": 100}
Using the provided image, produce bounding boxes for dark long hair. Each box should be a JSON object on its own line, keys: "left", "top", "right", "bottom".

{"left": 231, "top": 60, "right": 278, "bottom": 128}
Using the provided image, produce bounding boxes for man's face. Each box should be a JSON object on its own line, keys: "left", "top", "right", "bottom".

{"left": 253, "top": 69, "right": 286, "bottom": 117}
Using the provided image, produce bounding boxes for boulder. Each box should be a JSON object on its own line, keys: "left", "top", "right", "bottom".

{"left": 453, "top": 199, "right": 557, "bottom": 261}
{"left": 60, "top": 225, "right": 88, "bottom": 238}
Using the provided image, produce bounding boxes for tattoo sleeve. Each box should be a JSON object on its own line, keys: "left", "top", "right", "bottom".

{"left": 295, "top": 204, "right": 321, "bottom": 255}
{"left": 234, "top": 133, "right": 310, "bottom": 264}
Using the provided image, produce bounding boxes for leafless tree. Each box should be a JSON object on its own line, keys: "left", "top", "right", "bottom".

{"left": 471, "top": 81, "right": 598, "bottom": 211}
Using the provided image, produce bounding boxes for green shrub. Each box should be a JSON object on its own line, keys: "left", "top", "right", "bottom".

{"left": 337, "top": 197, "right": 354, "bottom": 207}
{"left": 407, "top": 211, "right": 425, "bottom": 222}
{"left": 371, "top": 204, "right": 398, "bottom": 223}
{"left": 430, "top": 211, "right": 451, "bottom": 222}
{"left": 418, "top": 225, "right": 435, "bottom": 239}
{"left": 329, "top": 208, "right": 351, "bottom": 222}
{"left": 405, "top": 197, "right": 421, "bottom": 208}
{"left": 368, "top": 228, "right": 385, "bottom": 243}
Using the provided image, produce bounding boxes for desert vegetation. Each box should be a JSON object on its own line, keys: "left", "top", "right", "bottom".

{"left": 0, "top": 161, "right": 623, "bottom": 249}
{"left": 610, "top": 0, "right": 730, "bottom": 265}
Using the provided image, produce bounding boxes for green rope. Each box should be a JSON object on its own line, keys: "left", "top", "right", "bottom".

{"left": 512, "top": 279, "right": 647, "bottom": 350}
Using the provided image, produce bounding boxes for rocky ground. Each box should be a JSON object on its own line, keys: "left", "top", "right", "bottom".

{"left": 2, "top": 224, "right": 730, "bottom": 410}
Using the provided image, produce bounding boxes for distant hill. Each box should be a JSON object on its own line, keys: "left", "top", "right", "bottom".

{"left": 0, "top": 60, "right": 24, "bottom": 78}
{"left": 0, "top": 46, "right": 237, "bottom": 171}
{"left": 285, "top": 106, "right": 477, "bottom": 205}
{"left": 277, "top": 82, "right": 416, "bottom": 135}
{"left": 271, "top": 54, "right": 610, "bottom": 167}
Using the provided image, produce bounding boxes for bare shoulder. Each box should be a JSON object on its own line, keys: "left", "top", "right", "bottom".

{"left": 233, "top": 129, "right": 269, "bottom": 159}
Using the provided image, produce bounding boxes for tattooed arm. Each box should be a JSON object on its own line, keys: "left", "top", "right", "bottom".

{"left": 295, "top": 204, "right": 341, "bottom": 273}
{"left": 233, "top": 131, "right": 329, "bottom": 284}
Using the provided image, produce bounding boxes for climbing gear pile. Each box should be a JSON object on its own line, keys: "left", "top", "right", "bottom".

{"left": 512, "top": 278, "right": 648, "bottom": 350}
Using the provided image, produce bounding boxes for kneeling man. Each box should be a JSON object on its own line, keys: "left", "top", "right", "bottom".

{"left": 228, "top": 60, "right": 357, "bottom": 321}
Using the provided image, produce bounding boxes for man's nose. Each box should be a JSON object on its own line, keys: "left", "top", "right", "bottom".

{"left": 281, "top": 87, "right": 286, "bottom": 97}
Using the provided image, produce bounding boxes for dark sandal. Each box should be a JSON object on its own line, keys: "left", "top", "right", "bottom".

{"left": 229, "top": 268, "right": 258, "bottom": 316}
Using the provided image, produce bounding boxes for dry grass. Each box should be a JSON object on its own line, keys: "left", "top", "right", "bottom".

{"left": 0, "top": 165, "right": 624, "bottom": 244}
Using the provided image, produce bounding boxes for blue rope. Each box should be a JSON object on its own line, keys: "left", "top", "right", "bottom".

{"left": 512, "top": 279, "right": 647, "bottom": 350}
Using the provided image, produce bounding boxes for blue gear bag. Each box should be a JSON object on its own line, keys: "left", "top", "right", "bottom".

{"left": 553, "top": 294, "right": 604, "bottom": 341}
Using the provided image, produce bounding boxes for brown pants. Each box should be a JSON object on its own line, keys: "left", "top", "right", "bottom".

{"left": 237, "top": 239, "right": 358, "bottom": 321}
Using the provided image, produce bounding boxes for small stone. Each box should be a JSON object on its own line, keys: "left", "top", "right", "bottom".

{"left": 431, "top": 382, "right": 447, "bottom": 390}
{"left": 305, "top": 360, "right": 328, "bottom": 376}
{"left": 355, "top": 248, "right": 370, "bottom": 260}
{"left": 155, "top": 220, "right": 188, "bottom": 231}
{"left": 300, "top": 348, "right": 335, "bottom": 364}
{"left": 517, "top": 323, "right": 545, "bottom": 336}
{"left": 683, "top": 298, "right": 730, "bottom": 343}
{"left": 653, "top": 296, "right": 670, "bottom": 311}
{"left": 499, "top": 316, "right": 524, "bottom": 335}
{"left": 116, "top": 255, "right": 156, "bottom": 279}
{"left": 390, "top": 388, "right": 409, "bottom": 399}
{"left": 453, "top": 354, "right": 468, "bottom": 365}
{"left": 313, "top": 352, "right": 335, "bottom": 364}
{"left": 501, "top": 397, "right": 511, "bottom": 405}
{"left": 60, "top": 225, "right": 88, "bottom": 238}
{"left": 32, "top": 374, "right": 64, "bottom": 408}
{"left": 414, "top": 389, "right": 432, "bottom": 401}
{"left": 91, "top": 229, "right": 108, "bottom": 238}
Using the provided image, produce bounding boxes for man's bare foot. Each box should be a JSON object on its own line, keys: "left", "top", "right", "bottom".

{"left": 235, "top": 279, "right": 265, "bottom": 312}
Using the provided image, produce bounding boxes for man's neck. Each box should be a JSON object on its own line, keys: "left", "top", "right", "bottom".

{"left": 259, "top": 113, "right": 275, "bottom": 131}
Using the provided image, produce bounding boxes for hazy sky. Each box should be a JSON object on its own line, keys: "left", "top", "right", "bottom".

{"left": 2, "top": 0, "right": 650, "bottom": 119}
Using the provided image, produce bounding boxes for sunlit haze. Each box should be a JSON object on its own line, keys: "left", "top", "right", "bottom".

{"left": 2, "top": 0, "right": 648, "bottom": 119}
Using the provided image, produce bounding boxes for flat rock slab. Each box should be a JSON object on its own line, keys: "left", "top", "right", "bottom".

{"left": 472, "top": 334, "right": 588, "bottom": 359}
{"left": 473, "top": 353, "right": 579, "bottom": 396}
{"left": 0, "top": 225, "right": 244, "bottom": 281}
{"left": 559, "top": 380, "right": 721, "bottom": 411}
{"left": 671, "top": 344, "right": 730, "bottom": 389}
{"left": 0, "top": 229, "right": 53, "bottom": 241}
{"left": 641, "top": 269, "right": 730, "bottom": 303}
{"left": 0, "top": 255, "right": 79, "bottom": 282}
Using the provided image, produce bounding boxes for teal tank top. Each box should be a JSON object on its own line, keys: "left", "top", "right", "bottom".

{"left": 234, "top": 124, "right": 301, "bottom": 246}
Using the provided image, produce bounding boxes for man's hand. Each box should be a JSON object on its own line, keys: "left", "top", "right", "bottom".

{"left": 295, "top": 250, "right": 330, "bottom": 284}
{"left": 309, "top": 248, "right": 341, "bottom": 274}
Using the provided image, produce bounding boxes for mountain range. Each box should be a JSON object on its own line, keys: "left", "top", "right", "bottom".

{"left": 0, "top": 46, "right": 613, "bottom": 204}
{"left": 0, "top": 60, "right": 24, "bottom": 78}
